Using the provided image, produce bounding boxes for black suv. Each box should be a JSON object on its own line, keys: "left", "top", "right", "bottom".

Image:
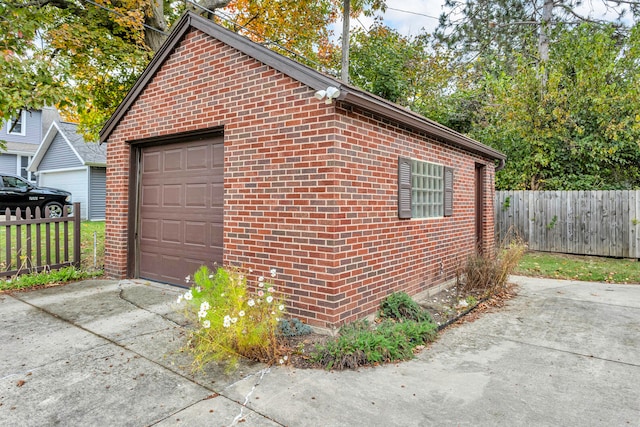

{"left": 0, "top": 174, "right": 72, "bottom": 218}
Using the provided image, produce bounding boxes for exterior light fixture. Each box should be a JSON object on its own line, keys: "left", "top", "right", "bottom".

{"left": 314, "top": 86, "right": 341, "bottom": 104}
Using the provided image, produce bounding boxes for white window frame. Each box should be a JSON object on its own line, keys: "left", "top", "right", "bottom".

{"left": 17, "top": 155, "right": 34, "bottom": 181}
{"left": 7, "top": 110, "right": 27, "bottom": 136}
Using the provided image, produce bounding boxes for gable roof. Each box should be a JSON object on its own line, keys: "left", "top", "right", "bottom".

{"left": 29, "top": 121, "right": 106, "bottom": 172}
{"left": 100, "top": 11, "right": 505, "bottom": 165}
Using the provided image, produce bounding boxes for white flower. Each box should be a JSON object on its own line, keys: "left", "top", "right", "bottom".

{"left": 185, "top": 275, "right": 191, "bottom": 283}
{"left": 248, "top": 299, "right": 255, "bottom": 307}
{"left": 248, "top": 268, "right": 253, "bottom": 273}
{"left": 279, "top": 359, "right": 284, "bottom": 364}
{"left": 239, "top": 310, "right": 245, "bottom": 317}
{"left": 203, "top": 320, "right": 211, "bottom": 328}
{"left": 198, "top": 310, "right": 207, "bottom": 319}
{"left": 258, "top": 276, "right": 264, "bottom": 282}
{"left": 176, "top": 295, "right": 183, "bottom": 304}
{"left": 266, "top": 296, "right": 273, "bottom": 303}
{"left": 200, "top": 301, "right": 210, "bottom": 311}
{"left": 209, "top": 274, "right": 214, "bottom": 279}
{"left": 258, "top": 290, "right": 264, "bottom": 297}
{"left": 231, "top": 317, "right": 238, "bottom": 324}
{"left": 270, "top": 268, "right": 277, "bottom": 277}
{"left": 278, "top": 304, "right": 285, "bottom": 311}
{"left": 283, "top": 355, "right": 288, "bottom": 361}
{"left": 258, "top": 282, "right": 264, "bottom": 288}
{"left": 268, "top": 287, "right": 274, "bottom": 293}
{"left": 184, "top": 290, "right": 193, "bottom": 301}
{"left": 223, "top": 315, "right": 231, "bottom": 328}
{"left": 196, "top": 286, "right": 202, "bottom": 292}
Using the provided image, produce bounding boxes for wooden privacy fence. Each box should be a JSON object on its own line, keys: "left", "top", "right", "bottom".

{"left": 495, "top": 191, "right": 640, "bottom": 258}
{"left": 0, "top": 202, "right": 81, "bottom": 277}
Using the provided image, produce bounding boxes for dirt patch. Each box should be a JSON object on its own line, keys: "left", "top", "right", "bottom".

{"left": 281, "top": 282, "right": 519, "bottom": 369}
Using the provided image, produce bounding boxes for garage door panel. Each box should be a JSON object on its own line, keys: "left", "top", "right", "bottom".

{"left": 40, "top": 169, "right": 88, "bottom": 220}
{"left": 161, "top": 220, "right": 181, "bottom": 243}
{"left": 138, "top": 137, "right": 224, "bottom": 285}
{"left": 141, "top": 185, "right": 161, "bottom": 206}
{"left": 142, "top": 152, "right": 161, "bottom": 172}
{"left": 163, "top": 149, "right": 184, "bottom": 171}
{"left": 186, "top": 146, "right": 209, "bottom": 169}
{"left": 185, "top": 184, "right": 207, "bottom": 207}
{"left": 184, "top": 221, "right": 207, "bottom": 246}
{"left": 162, "top": 185, "right": 182, "bottom": 207}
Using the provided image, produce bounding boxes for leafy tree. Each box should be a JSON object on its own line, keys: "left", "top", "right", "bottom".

{"left": 344, "top": 24, "right": 471, "bottom": 130}
{"left": 472, "top": 23, "right": 640, "bottom": 190}
{"left": 2, "top": 0, "right": 387, "bottom": 141}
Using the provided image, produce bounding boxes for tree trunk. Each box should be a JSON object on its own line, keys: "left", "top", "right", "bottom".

{"left": 538, "top": 0, "right": 553, "bottom": 87}
{"left": 144, "top": 0, "right": 168, "bottom": 52}
{"left": 538, "top": 0, "right": 553, "bottom": 63}
{"left": 145, "top": 0, "right": 232, "bottom": 52}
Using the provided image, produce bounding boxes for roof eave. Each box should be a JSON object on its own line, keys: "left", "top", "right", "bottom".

{"left": 340, "top": 90, "right": 506, "bottom": 162}
{"left": 99, "top": 12, "right": 506, "bottom": 165}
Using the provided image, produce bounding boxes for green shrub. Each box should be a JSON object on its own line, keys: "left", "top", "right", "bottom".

{"left": 278, "top": 318, "right": 313, "bottom": 337}
{"left": 311, "top": 319, "right": 437, "bottom": 370}
{"left": 379, "top": 291, "right": 433, "bottom": 323}
{"left": 177, "top": 266, "right": 287, "bottom": 372}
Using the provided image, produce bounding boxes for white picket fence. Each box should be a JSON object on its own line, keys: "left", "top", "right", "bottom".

{"left": 495, "top": 191, "right": 640, "bottom": 258}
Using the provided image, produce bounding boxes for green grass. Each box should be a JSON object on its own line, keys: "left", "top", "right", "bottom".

{"left": 0, "top": 220, "right": 104, "bottom": 271}
{"left": 0, "top": 221, "right": 105, "bottom": 291}
{"left": 0, "top": 266, "right": 101, "bottom": 291}
{"left": 515, "top": 251, "right": 640, "bottom": 284}
{"left": 79, "top": 221, "right": 105, "bottom": 271}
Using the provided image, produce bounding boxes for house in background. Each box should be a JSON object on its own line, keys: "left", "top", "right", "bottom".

{"left": 0, "top": 107, "right": 61, "bottom": 180}
{"left": 28, "top": 122, "right": 106, "bottom": 221}
{"left": 99, "top": 12, "right": 506, "bottom": 329}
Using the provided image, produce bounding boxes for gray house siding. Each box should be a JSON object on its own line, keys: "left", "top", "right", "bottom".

{"left": 0, "top": 154, "right": 17, "bottom": 174}
{"left": 1, "top": 110, "right": 42, "bottom": 145}
{"left": 39, "top": 132, "right": 82, "bottom": 170}
{"left": 89, "top": 166, "right": 106, "bottom": 220}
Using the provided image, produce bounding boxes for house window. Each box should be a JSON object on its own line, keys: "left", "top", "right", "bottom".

{"left": 398, "top": 157, "right": 453, "bottom": 219}
{"left": 412, "top": 160, "right": 443, "bottom": 218}
{"left": 7, "top": 111, "right": 26, "bottom": 136}
{"left": 19, "top": 156, "right": 34, "bottom": 181}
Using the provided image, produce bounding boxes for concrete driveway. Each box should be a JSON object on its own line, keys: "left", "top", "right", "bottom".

{"left": 1, "top": 276, "right": 638, "bottom": 426}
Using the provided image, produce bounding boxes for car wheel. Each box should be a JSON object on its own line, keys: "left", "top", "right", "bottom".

{"left": 44, "top": 202, "right": 64, "bottom": 218}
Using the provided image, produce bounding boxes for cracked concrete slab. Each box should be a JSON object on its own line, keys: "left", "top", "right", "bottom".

{"left": 1, "top": 275, "right": 638, "bottom": 426}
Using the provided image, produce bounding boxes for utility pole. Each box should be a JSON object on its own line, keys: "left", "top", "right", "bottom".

{"left": 341, "top": 0, "right": 350, "bottom": 83}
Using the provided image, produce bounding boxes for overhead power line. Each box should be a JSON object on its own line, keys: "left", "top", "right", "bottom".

{"left": 386, "top": 6, "right": 440, "bottom": 21}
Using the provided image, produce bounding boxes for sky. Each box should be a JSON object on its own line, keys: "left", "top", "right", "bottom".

{"left": 342, "top": 0, "right": 636, "bottom": 39}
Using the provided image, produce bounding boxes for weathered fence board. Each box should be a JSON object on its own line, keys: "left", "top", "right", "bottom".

{"left": 496, "top": 191, "right": 640, "bottom": 258}
{"left": 0, "top": 202, "right": 81, "bottom": 277}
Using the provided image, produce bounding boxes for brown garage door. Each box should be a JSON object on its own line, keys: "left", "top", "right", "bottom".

{"left": 138, "top": 138, "right": 223, "bottom": 285}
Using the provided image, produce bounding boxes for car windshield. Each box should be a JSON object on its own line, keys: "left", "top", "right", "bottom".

{"left": 2, "top": 176, "right": 31, "bottom": 190}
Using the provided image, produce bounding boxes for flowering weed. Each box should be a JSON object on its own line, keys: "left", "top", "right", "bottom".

{"left": 177, "top": 266, "right": 286, "bottom": 371}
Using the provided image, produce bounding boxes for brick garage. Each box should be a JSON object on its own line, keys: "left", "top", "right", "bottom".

{"left": 100, "top": 12, "right": 506, "bottom": 329}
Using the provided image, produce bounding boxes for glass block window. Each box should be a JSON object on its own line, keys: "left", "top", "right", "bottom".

{"left": 411, "top": 160, "right": 443, "bottom": 218}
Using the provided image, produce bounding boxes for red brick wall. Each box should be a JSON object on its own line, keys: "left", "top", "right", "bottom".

{"left": 105, "top": 28, "right": 497, "bottom": 328}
